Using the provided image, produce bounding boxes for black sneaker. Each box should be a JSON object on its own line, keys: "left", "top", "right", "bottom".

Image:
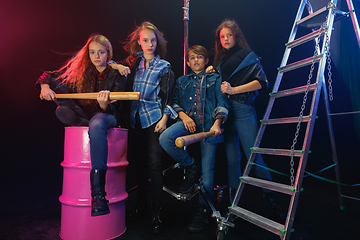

{"left": 188, "top": 203, "right": 209, "bottom": 233}
{"left": 179, "top": 163, "right": 197, "bottom": 194}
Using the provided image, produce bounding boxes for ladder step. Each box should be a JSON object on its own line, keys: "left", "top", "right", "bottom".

{"left": 251, "top": 147, "right": 304, "bottom": 157}
{"left": 270, "top": 84, "right": 317, "bottom": 99}
{"left": 297, "top": 6, "right": 348, "bottom": 28}
{"left": 261, "top": 116, "right": 312, "bottom": 125}
{"left": 278, "top": 55, "right": 322, "bottom": 73}
{"left": 229, "top": 206, "right": 285, "bottom": 237}
{"left": 240, "top": 176, "right": 295, "bottom": 195}
{"left": 286, "top": 28, "right": 326, "bottom": 48}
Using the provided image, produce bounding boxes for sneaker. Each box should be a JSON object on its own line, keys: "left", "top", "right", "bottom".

{"left": 179, "top": 163, "right": 197, "bottom": 194}
{"left": 188, "top": 203, "right": 209, "bottom": 233}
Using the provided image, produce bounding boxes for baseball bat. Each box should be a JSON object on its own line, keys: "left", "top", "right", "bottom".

{"left": 175, "top": 131, "right": 215, "bottom": 148}
{"left": 40, "top": 92, "right": 140, "bottom": 100}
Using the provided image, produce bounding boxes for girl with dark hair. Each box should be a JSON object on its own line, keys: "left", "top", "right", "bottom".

{"left": 208, "top": 19, "right": 284, "bottom": 222}
{"left": 37, "top": 34, "right": 126, "bottom": 217}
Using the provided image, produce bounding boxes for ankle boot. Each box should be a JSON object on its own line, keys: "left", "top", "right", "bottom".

{"left": 151, "top": 201, "right": 163, "bottom": 234}
{"left": 188, "top": 203, "right": 209, "bottom": 233}
{"left": 179, "top": 163, "right": 197, "bottom": 194}
{"left": 264, "top": 191, "right": 286, "bottom": 222}
{"left": 90, "top": 169, "right": 110, "bottom": 217}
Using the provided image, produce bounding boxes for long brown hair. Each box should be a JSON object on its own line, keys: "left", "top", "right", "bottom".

{"left": 213, "top": 20, "right": 248, "bottom": 68}
{"left": 58, "top": 34, "right": 113, "bottom": 105}
{"left": 123, "top": 21, "right": 167, "bottom": 65}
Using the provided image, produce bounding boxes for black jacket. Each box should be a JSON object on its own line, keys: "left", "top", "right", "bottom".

{"left": 218, "top": 47, "right": 268, "bottom": 105}
{"left": 36, "top": 67, "right": 126, "bottom": 122}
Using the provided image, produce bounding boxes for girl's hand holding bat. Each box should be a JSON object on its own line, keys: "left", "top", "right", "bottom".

{"left": 40, "top": 84, "right": 56, "bottom": 101}
{"left": 97, "top": 90, "right": 115, "bottom": 110}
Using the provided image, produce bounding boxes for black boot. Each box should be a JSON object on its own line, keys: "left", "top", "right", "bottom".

{"left": 55, "top": 106, "right": 89, "bottom": 126}
{"left": 188, "top": 203, "right": 209, "bottom": 233}
{"left": 264, "top": 191, "right": 286, "bottom": 222}
{"left": 90, "top": 169, "right": 110, "bottom": 217}
{"left": 151, "top": 201, "right": 163, "bottom": 234}
{"left": 179, "top": 163, "right": 197, "bottom": 194}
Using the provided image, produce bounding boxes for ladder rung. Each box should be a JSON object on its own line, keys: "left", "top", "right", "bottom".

{"left": 278, "top": 55, "right": 323, "bottom": 73}
{"left": 297, "top": 6, "right": 349, "bottom": 28}
{"left": 270, "top": 84, "right": 317, "bottom": 99}
{"left": 251, "top": 147, "right": 304, "bottom": 157}
{"left": 297, "top": 6, "right": 328, "bottom": 28}
{"left": 240, "top": 176, "right": 295, "bottom": 195}
{"left": 286, "top": 28, "right": 326, "bottom": 48}
{"left": 261, "top": 116, "right": 312, "bottom": 125}
{"left": 229, "top": 206, "right": 285, "bottom": 237}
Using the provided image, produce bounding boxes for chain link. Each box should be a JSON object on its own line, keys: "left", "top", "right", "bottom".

{"left": 289, "top": 5, "right": 335, "bottom": 186}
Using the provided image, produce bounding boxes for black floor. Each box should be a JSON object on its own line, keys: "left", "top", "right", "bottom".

{"left": 1, "top": 180, "right": 359, "bottom": 240}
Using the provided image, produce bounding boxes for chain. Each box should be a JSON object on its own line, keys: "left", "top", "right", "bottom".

{"left": 326, "top": 2, "right": 336, "bottom": 101}
{"left": 289, "top": 4, "right": 335, "bottom": 186}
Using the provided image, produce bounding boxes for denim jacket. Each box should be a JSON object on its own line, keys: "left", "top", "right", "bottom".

{"left": 172, "top": 71, "right": 230, "bottom": 144}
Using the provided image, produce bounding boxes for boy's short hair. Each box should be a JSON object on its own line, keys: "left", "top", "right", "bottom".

{"left": 185, "top": 45, "right": 209, "bottom": 62}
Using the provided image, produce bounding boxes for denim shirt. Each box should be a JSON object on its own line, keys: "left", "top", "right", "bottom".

{"left": 172, "top": 71, "right": 230, "bottom": 144}
{"left": 130, "top": 54, "right": 177, "bottom": 129}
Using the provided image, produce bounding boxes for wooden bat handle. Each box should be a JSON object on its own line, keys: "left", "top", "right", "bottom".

{"left": 40, "top": 92, "right": 140, "bottom": 100}
{"left": 175, "top": 131, "right": 215, "bottom": 148}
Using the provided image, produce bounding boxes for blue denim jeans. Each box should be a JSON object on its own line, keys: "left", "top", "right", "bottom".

{"left": 223, "top": 100, "right": 272, "bottom": 192}
{"left": 88, "top": 113, "right": 117, "bottom": 170}
{"left": 159, "top": 121, "right": 217, "bottom": 205}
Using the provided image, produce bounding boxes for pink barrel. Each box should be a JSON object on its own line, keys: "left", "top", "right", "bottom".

{"left": 59, "top": 126, "right": 128, "bottom": 240}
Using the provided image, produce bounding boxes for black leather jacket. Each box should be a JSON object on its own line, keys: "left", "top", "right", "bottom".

{"left": 218, "top": 47, "right": 268, "bottom": 105}
{"left": 36, "top": 67, "right": 126, "bottom": 121}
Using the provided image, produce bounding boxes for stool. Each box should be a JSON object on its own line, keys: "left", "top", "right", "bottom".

{"left": 59, "top": 126, "right": 128, "bottom": 240}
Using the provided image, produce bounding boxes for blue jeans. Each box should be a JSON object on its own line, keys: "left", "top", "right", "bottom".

{"left": 159, "top": 121, "right": 217, "bottom": 205}
{"left": 223, "top": 100, "right": 272, "bottom": 192}
{"left": 88, "top": 113, "right": 117, "bottom": 170}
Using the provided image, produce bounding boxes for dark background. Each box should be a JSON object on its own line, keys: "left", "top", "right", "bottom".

{"left": 0, "top": 0, "right": 359, "bottom": 214}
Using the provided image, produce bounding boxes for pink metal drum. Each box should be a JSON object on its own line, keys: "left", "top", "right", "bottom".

{"left": 59, "top": 126, "right": 128, "bottom": 240}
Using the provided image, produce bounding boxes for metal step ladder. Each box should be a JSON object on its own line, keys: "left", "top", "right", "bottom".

{"left": 221, "top": 1, "right": 360, "bottom": 240}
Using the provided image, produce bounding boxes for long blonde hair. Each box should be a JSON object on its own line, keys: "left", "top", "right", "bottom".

{"left": 58, "top": 34, "right": 113, "bottom": 101}
{"left": 213, "top": 20, "right": 248, "bottom": 68}
{"left": 123, "top": 21, "right": 167, "bottom": 65}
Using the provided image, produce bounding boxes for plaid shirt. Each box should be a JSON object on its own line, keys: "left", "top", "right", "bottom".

{"left": 130, "top": 54, "right": 173, "bottom": 129}
{"left": 187, "top": 72, "right": 204, "bottom": 126}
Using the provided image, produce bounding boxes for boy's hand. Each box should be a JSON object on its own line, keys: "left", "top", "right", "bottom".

{"left": 206, "top": 65, "right": 216, "bottom": 74}
{"left": 178, "top": 112, "right": 196, "bottom": 133}
{"left": 210, "top": 119, "right": 223, "bottom": 137}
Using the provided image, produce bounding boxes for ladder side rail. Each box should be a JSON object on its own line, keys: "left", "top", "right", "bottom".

{"left": 271, "top": 0, "right": 310, "bottom": 95}
{"left": 321, "top": 78, "right": 344, "bottom": 208}
{"left": 283, "top": 82, "right": 323, "bottom": 240}
{"left": 286, "top": 4, "right": 339, "bottom": 239}
{"left": 345, "top": 0, "right": 360, "bottom": 48}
